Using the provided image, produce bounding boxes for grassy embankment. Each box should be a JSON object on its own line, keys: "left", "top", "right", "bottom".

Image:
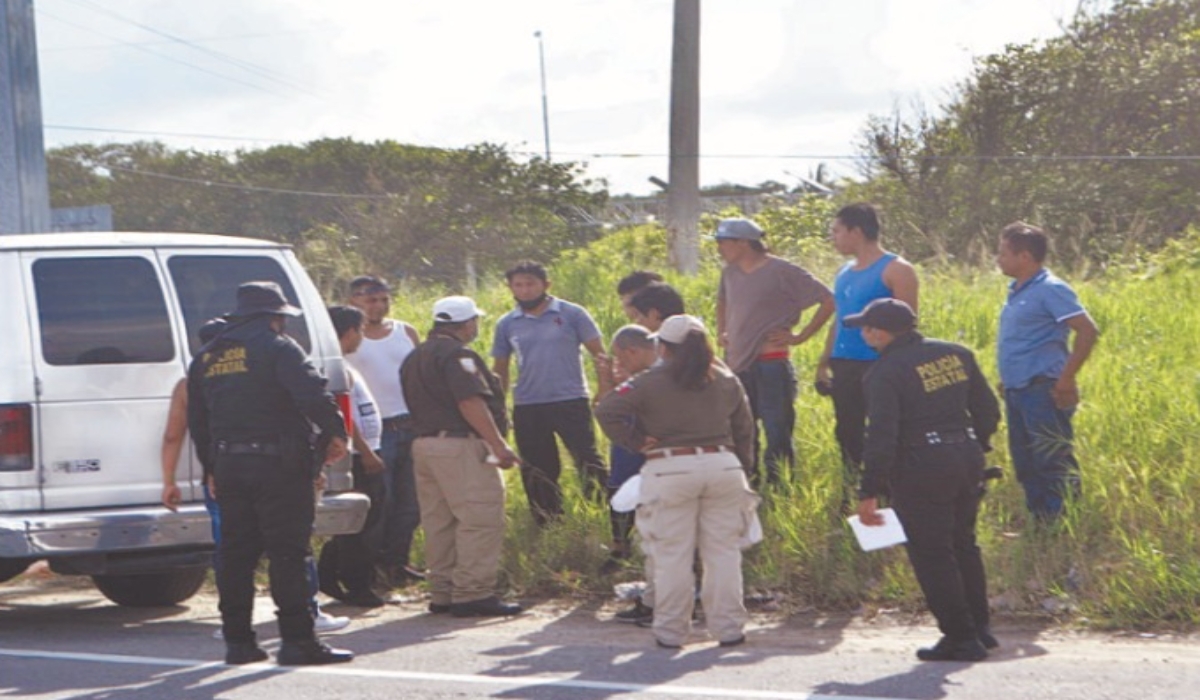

{"left": 385, "top": 225, "right": 1200, "bottom": 628}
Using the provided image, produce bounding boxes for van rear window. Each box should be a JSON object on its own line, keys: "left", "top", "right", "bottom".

{"left": 168, "top": 255, "right": 311, "bottom": 355}
{"left": 33, "top": 257, "right": 175, "bottom": 366}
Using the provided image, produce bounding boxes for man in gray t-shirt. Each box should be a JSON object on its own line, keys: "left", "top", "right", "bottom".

{"left": 715, "top": 218, "right": 834, "bottom": 485}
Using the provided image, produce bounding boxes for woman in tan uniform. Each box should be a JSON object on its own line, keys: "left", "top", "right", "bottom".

{"left": 595, "top": 315, "right": 757, "bottom": 649}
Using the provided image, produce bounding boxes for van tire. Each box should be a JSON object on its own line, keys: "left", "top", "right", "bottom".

{"left": 0, "top": 557, "right": 37, "bottom": 584}
{"left": 92, "top": 566, "right": 209, "bottom": 607}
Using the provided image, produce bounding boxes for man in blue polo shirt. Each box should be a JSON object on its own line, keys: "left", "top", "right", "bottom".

{"left": 996, "top": 222, "right": 1099, "bottom": 519}
{"left": 492, "top": 261, "right": 609, "bottom": 526}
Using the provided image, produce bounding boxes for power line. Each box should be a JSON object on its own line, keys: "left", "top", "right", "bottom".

{"left": 36, "top": 9, "right": 289, "bottom": 97}
{"left": 52, "top": 0, "right": 323, "bottom": 99}
{"left": 40, "top": 30, "right": 308, "bottom": 52}
{"left": 46, "top": 154, "right": 396, "bottom": 200}
{"left": 45, "top": 124, "right": 284, "bottom": 144}
{"left": 44, "top": 125, "right": 1200, "bottom": 164}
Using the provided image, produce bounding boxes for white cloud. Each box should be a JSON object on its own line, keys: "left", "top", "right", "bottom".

{"left": 33, "top": 0, "right": 1093, "bottom": 194}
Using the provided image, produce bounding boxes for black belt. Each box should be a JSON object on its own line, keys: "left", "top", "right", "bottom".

{"left": 418, "top": 430, "right": 473, "bottom": 439}
{"left": 217, "top": 440, "right": 281, "bottom": 456}
{"left": 908, "top": 428, "right": 976, "bottom": 447}
{"left": 382, "top": 415, "right": 413, "bottom": 432}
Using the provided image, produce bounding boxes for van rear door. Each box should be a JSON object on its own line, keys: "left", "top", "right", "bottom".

{"left": 22, "top": 250, "right": 180, "bottom": 511}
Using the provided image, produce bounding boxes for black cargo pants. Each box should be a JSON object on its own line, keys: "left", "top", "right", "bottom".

{"left": 214, "top": 452, "right": 316, "bottom": 644}
{"left": 890, "top": 442, "right": 989, "bottom": 642}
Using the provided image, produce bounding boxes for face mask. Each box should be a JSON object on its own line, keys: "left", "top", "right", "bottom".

{"left": 516, "top": 293, "right": 548, "bottom": 311}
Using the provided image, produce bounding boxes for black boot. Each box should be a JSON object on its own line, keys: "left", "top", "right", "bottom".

{"left": 277, "top": 639, "right": 355, "bottom": 666}
{"left": 450, "top": 596, "right": 524, "bottom": 618}
{"left": 225, "top": 641, "right": 268, "bottom": 665}
{"left": 916, "top": 636, "right": 988, "bottom": 662}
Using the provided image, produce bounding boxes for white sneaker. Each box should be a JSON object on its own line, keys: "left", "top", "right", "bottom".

{"left": 314, "top": 611, "right": 351, "bottom": 633}
{"left": 212, "top": 627, "right": 224, "bottom": 640}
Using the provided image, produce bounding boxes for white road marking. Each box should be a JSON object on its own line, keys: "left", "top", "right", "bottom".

{"left": 0, "top": 647, "right": 891, "bottom": 700}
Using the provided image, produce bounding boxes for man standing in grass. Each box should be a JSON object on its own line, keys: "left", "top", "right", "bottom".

{"left": 715, "top": 218, "right": 834, "bottom": 486}
{"left": 817, "top": 203, "right": 919, "bottom": 504}
{"left": 492, "top": 261, "right": 609, "bottom": 526}
{"left": 996, "top": 223, "right": 1099, "bottom": 520}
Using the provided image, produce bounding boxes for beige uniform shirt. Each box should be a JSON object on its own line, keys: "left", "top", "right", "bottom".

{"left": 595, "top": 362, "right": 755, "bottom": 471}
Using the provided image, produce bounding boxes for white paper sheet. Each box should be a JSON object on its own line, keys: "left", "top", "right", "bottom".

{"left": 848, "top": 507, "right": 907, "bottom": 551}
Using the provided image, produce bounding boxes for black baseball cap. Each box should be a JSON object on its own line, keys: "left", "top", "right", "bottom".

{"left": 842, "top": 298, "right": 916, "bottom": 334}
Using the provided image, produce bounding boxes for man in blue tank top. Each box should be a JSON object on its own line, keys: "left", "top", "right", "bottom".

{"left": 816, "top": 204, "right": 919, "bottom": 506}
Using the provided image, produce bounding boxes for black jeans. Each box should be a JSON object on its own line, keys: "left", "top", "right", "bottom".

{"left": 318, "top": 455, "right": 386, "bottom": 594}
{"left": 829, "top": 358, "right": 872, "bottom": 473}
{"left": 736, "top": 359, "right": 798, "bottom": 487}
{"left": 513, "top": 398, "right": 607, "bottom": 526}
{"left": 214, "top": 453, "right": 315, "bottom": 644}
{"left": 890, "top": 443, "right": 989, "bottom": 642}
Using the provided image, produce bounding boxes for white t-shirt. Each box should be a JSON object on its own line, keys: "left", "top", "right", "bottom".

{"left": 347, "top": 320, "right": 416, "bottom": 419}
{"left": 348, "top": 367, "right": 382, "bottom": 452}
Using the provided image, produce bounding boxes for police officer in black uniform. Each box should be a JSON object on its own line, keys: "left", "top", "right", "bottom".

{"left": 848, "top": 298, "right": 1001, "bottom": 662}
{"left": 188, "top": 281, "right": 353, "bottom": 666}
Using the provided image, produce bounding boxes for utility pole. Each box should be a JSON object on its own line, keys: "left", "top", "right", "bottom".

{"left": 666, "top": 0, "right": 700, "bottom": 274}
{"left": 0, "top": 0, "right": 50, "bottom": 234}
{"left": 534, "top": 30, "right": 551, "bottom": 161}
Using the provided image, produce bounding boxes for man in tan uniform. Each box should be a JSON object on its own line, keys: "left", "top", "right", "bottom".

{"left": 400, "top": 296, "right": 523, "bottom": 618}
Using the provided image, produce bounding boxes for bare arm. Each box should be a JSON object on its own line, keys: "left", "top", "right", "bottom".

{"left": 403, "top": 322, "right": 421, "bottom": 346}
{"left": 161, "top": 379, "right": 188, "bottom": 511}
{"left": 716, "top": 296, "right": 727, "bottom": 348}
{"left": 816, "top": 319, "right": 837, "bottom": 384}
{"left": 351, "top": 424, "right": 384, "bottom": 475}
{"left": 491, "top": 356, "right": 511, "bottom": 393}
{"left": 882, "top": 257, "right": 920, "bottom": 313}
{"left": 1053, "top": 313, "right": 1099, "bottom": 409}
{"left": 789, "top": 292, "right": 834, "bottom": 346}
{"left": 458, "top": 396, "right": 519, "bottom": 467}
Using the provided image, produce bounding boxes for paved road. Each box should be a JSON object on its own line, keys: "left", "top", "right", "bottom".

{"left": 2, "top": 577, "right": 1197, "bottom": 699}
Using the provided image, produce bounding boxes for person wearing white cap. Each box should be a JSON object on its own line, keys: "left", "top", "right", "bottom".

{"left": 595, "top": 315, "right": 757, "bottom": 649}
{"left": 713, "top": 218, "right": 834, "bottom": 487}
{"left": 400, "top": 296, "right": 524, "bottom": 618}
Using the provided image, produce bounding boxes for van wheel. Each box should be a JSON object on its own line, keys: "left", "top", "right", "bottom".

{"left": 0, "top": 557, "right": 37, "bottom": 584}
{"left": 92, "top": 566, "right": 209, "bottom": 607}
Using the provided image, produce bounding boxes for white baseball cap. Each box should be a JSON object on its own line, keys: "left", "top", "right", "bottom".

{"left": 432, "top": 296, "right": 485, "bottom": 323}
{"left": 650, "top": 314, "right": 707, "bottom": 344}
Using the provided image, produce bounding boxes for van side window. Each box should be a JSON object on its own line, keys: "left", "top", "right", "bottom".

{"left": 33, "top": 257, "right": 175, "bottom": 366}
{"left": 168, "top": 255, "right": 311, "bottom": 355}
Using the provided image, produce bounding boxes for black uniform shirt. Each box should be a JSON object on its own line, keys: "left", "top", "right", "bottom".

{"left": 186, "top": 315, "right": 346, "bottom": 474}
{"left": 860, "top": 331, "right": 1001, "bottom": 499}
{"left": 401, "top": 330, "right": 508, "bottom": 437}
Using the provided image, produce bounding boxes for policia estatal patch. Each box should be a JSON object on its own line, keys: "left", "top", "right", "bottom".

{"left": 916, "top": 354, "right": 968, "bottom": 394}
{"left": 205, "top": 345, "right": 248, "bottom": 377}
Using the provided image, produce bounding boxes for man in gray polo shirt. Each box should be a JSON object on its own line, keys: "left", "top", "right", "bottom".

{"left": 492, "top": 261, "right": 609, "bottom": 526}
{"left": 715, "top": 218, "right": 834, "bottom": 486}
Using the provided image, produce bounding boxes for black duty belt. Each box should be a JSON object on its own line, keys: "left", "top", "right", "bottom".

{"left": 908, "top": 428, "right": 976, "bottom": 448}
{"left": 382, "top": 414, "right": 413, "bottom": 432}
{"left": 217, "top": 440, "right": 281, "bottom": 456}
{"left": 418, "top": 430, "right": 473, "bottom": 439}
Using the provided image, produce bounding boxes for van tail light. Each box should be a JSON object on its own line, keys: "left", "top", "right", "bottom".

{"left": 334, "top": 392, "right": 353, "bottom": 437}
{"left": 0, "top": 404, "right": 33, "bottom": 472}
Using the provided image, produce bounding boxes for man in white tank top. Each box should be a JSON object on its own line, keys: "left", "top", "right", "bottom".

{"left": 346, "top": 276, "right": 424, "bottom": 588}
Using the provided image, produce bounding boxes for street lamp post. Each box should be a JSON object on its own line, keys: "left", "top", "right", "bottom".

{"left": 534, "top": 30, "right": 551, "bottom": 161}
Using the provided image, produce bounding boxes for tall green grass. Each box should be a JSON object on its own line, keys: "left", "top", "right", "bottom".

{"left": 387, "top": 225, "right": 1200, "bottom": 626}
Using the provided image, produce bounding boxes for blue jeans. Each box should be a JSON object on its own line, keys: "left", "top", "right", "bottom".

{"left": 736, "top": 359, "right": 797, "bottom": 486}
{"left": 371, "top": 426, "right": 421, "bottom": 568}
{"left": 1005, "top": 379, "right": 1081, "bottom": 519}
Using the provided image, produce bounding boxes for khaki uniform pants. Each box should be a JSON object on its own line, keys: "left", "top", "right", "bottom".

{"left": 636, "top": 452, "right": 753, "bottom": 645}
{"left": 413, "top": 436, "right": 506, "bottom": 605}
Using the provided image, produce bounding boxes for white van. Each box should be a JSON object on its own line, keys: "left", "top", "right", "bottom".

{"left": 0, "top": 232, "right": 369, "bottom": 606}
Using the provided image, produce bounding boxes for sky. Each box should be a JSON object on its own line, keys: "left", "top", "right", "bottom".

{"left": 31, "top": 0, "right": 1093, "bottom": 196}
